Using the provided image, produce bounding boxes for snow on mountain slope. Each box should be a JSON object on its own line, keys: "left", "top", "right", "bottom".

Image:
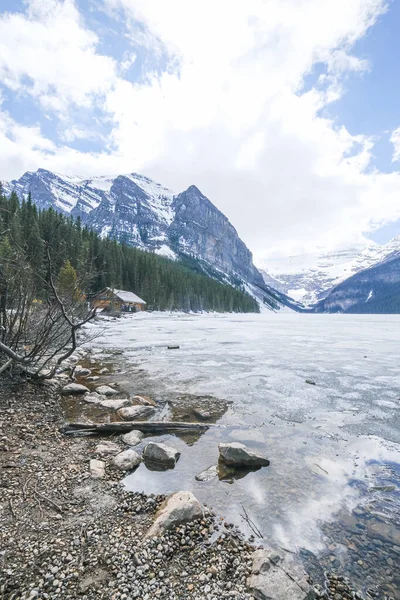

{"left": 3, "top": 168, "right": 291, "bottom": 311}
{"left": 258, "top": 239, "right": 400, "bottom": 306}
{"left": 315, "top": 253, "right": 400, "bottom": 313}
{"left": 2, "top": 169, "right": 89, "bottom": 213}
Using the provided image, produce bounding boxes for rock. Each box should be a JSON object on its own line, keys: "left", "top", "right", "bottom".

{"left": 86, "top": 375, "right": 99, "bottom": 382}
{"left": 193, "top": 409, "right": 211, "bottom": 420}
{"left": 112, "top": 449, "right": 142, "bottom": 471}
{"left": 83, "top": 392, "right": 104, "bottom": 404}
{"left": 146, "top": 491, "right": 203, "bottom": 538}
{"left": 247, "top": 549, "right": 315, "bottom": 600}
{"left": 122, "top": 430, "right": 144, "bottom": 446}
{"left": 99, "top": 398, "right": 132, "bottom": 410}
{"left": 61, "top": 383, "right": 90, "bottom": 395}
{"left": 117, "top": 406, "right": 156, "bottom": 420}
{"left": 95, "top": 385, "right": 118, "bottom": 396}
{"left": 143, "top": 442, "right": 180, "bottom": 468}
{"left": 90, "top": 459, "right": 105, "bottom": 478}
{"left": 133, "top": 395, "right": 157, "bottom": 407}
{"left": 305, "top": 379, "right": 316, "bottom": 385}
{"left": 75, "top": 366, "right": 91, "bottom": 377}
{"left": 218, "top": 442, "right": 270, "bottom": 467}
{"left": 195, "top": 465, "right": 218, "bottom": 482}
{"left": 95, "top": 442, "right": 121, "bottom": 455}
{"left": 98, "top": 367, "right": 109, "bottom": 374}
{"left": 168, "top": 345, "right": 180, "bottom": 350}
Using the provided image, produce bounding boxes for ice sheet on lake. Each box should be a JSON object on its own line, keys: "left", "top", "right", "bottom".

{"left": 84, "top": 312, "right": 400, "bottom": 553}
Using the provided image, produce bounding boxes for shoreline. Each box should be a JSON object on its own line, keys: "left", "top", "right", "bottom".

{"left": 0, "top": 346, "right": 393, "bottom": 600}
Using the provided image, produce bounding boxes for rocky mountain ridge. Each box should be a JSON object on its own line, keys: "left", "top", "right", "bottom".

{"left": 259, "top": 238, "right": 400, "bottom": 306}
{"left": 314, "top": 252, "right": 400, "bottom": 313}
{"left": 3, "top": 168, "right": 273, "bottom": 303}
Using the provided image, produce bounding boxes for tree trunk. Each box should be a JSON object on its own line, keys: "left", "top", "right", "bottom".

{"left": 61, "top": 420, "right": 215, "bottom": 436}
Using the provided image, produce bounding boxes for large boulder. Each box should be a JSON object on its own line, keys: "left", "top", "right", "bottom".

{"left": 112, "top": 449, "right": 142, "bottom": 471}
{"left": 218, "top": 442, "right": 270, "bottom": 467}
{"left": 247, "top": 549, "right": 315, "bottom": 600}
{"left": 117, "top": 406, "right": 156, "bottom": 421}
{"left": 146, "top": 491, "right": 203, "bottom": 538}
{"left": 95, "top": 385, "right": 118, "bottom": 396}
{"left": 122, "top": 430, "right": 144, "bottom": 446}
{"left": 61, "top": 383, "right": 90, "bottom": 395}
{"left": 143, "top": 442, "right": 180, "bottom": 468}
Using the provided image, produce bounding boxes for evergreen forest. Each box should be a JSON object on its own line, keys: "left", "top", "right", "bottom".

{"left": 0, "top": 187, "right": 259, "bottom": 314}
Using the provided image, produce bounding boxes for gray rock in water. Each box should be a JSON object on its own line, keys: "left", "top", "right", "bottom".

{"left": 95, "top": 385, "right": 118, "bottom": 396}
{"left": 122, "top": 430, "right": 144, "bottom": 446}
{"left": 195, "top": 465, "right": 218, "bottom": 482}
{"left": 98, "top": 367, "right": 109, "bottom": 375}
{"left": 95, "top": 441, "right": 121, "bottom": 456}
{"left": 143, "top": 442, "right": 180, "bottom": 467}
{"left": 146, "top": 491, "right": 203, "bottom": 538}
{"left": 117, "top": 406, "right": 156, "bottom": 420}
{"left": 193, "top": 409, "right": 211, "bottom": 420}
{"left": 99, "top": 398, "right": 131, "bottom": 410}
{"left": 86, "top": 375, "right": 100, "bottom": 382}
{"left": 61, "top": 383, "right": 90, "bottom": 395}
{"left": 218, "top": 442, "right": 270, "bottom": 467}
{"left": 83, "top": 392, "right": 104, "bottom": 404}
{"left": 112, "top": 449, "right": 142, "bottom": 471}
{"left": 247, "top": 549, "right": 315, "bottom": 600}
{"left": 90, "top": 459, "right": 105, "bottom": 478}
{"left": 75, "top": 366, "right": 91, "bottom": 377}
{"left": 133, "top": 395, "right": 157, "bottom": 407}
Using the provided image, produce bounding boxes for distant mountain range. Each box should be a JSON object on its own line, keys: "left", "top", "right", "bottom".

{"left": 3, "top": 168, "right": 400, "bottom": 314}
{"left": 314, "top": 253, "right": 400, "bottom": 313}
{"left": 259, "top": 238, "right": 400, "bottom": 309}
{"left": 2, "top": 168, "right": 295, "bottom": 311}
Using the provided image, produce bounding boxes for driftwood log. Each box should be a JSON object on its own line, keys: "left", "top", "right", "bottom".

{"left": 61, "top": 420, "right": 215, "bottom": 436}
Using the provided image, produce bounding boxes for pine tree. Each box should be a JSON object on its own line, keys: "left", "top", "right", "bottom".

{"left": 0, "top": 188, "right": 260, "bottom": 314}
{"left": 56, "top": 260, "right": 82, "bottom": 302}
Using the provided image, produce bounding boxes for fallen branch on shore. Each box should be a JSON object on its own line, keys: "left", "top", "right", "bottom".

{"left": 61, "top": 420, "right": 216, "bottom": 436}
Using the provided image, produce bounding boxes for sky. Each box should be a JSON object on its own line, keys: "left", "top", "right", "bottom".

{"left": 1, "top": 0, "right": 400, "bottom": 265}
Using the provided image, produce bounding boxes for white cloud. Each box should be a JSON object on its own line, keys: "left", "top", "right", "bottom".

{"left": 119, "top": 52, "right": 137, "bottom": 74}
{"left": 0, "top": 0, "right": 117, "bottom": 112}
{"left": 1, "top": 0, "right": 400, "bottom": 263}
{"left": 390, "top": 126, "right": 400, "bottom": 162}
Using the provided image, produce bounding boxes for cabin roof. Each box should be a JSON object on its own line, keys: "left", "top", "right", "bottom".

{"left": 107, "top": 287, "right": 146, "bottom": 305}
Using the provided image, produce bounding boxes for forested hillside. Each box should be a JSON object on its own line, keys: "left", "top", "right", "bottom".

{"left": 0, "top": 187, "right": 259, "bottom": 313}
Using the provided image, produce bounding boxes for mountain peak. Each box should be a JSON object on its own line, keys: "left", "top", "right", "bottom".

{"left": 4, "top": 168, "right": 268, "bottom": 299}
{"left": 186, "top": 184, "right": 203, "bottom": 194}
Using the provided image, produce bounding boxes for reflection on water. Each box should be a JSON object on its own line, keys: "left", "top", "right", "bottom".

{"left": 81, "top": 312, "right": 400, "bottom": 598}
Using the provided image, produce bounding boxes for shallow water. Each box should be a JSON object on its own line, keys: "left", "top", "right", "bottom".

{"left": 83, "top": 312, "right": 400, "bottom": 597}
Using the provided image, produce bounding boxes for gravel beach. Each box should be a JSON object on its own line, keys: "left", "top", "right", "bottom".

{"left": 0, "top": 367, "right": 394, "bottom": 600}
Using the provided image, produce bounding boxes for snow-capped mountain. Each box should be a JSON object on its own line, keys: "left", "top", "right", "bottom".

{"left": 4, "top": 168, "right": 287, "bottom": 305}
{"left": 314, "top": 252, "right": 400, "bottom": 313}
{"left": 259, "top": 238, "right": 400, "bottom": 306}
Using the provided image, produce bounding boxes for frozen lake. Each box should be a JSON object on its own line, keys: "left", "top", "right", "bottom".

{"left": 87, "top": 312, "right": 400, "bottom": 597}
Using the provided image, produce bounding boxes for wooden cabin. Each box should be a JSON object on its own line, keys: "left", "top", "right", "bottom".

{"left": 91, "top": 288, "right": 146, "bottom": 312}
